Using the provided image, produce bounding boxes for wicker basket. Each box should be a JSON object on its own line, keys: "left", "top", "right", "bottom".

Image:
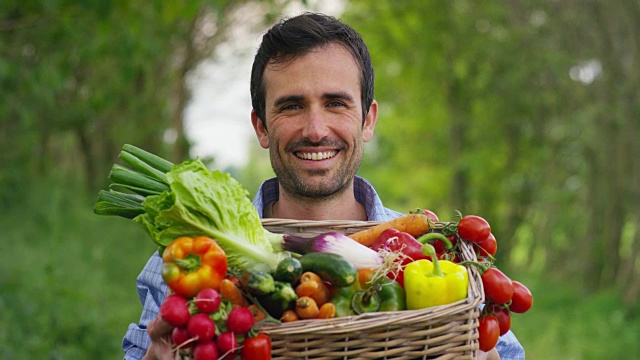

{"left": 257, "top": 219, "right": 485, "bottom": 360}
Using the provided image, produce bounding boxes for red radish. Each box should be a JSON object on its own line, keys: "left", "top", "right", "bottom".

{"left": 159, "top": 294, "right": 190, "bottom": 327}
{"left": 193, "top": 341, "right": 218, "bottom": 360}
{"left": 216, "top": 331, "right": 238, "bottom": 359}
{"left": 195, "top": 288, "right": 222, "bottom": 314}
{"left": 171, "top": 326, "right": 194, "bottom": 350}
{"left": 187, "top": 313, "right": 216, "bottom": 343}
{"left": 226, "top": 307, "right": 255, "bottom": 334}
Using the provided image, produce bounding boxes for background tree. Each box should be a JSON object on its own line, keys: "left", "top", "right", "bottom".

{"left": 343, "top": 0, "right": 639, "bottom": 301}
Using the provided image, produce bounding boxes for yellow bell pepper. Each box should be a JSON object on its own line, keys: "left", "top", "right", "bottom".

{"left": 404, "top": 243, "right": 468, "bottom": 309}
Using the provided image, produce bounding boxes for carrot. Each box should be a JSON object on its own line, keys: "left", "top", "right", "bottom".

{"left": 348, "top": 213, "right": 431, "bottom": 247}
{"left": 280, "top": 309, "right": 299, "bottom": 323}
{"left": 248, "top": 304, "right": 267, "bottom": 322}
{"left": 296, "top": 273, "right": 330, "bottom": 306}
{"left": 300, "top": 271, "right": 323, "bottom": 284}
{"left": 295, "top": 296, "right": 320, "bottom": 319}
{"left": 219, "top": 278, "right": 249, "bottom": 307}
{"left": 315, "top": 302, "right": 336, "bottom": 319}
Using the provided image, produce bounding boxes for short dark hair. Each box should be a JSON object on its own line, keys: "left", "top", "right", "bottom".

{"left": 250, "top": 12, "right": 374, "bottom": 128}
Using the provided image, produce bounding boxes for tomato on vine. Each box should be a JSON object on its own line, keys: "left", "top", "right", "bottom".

{"left": 478, "top": 315, "right": 500, "bottom": 352}
{"left": 475, "top": 233, "right": 497, "bottom": 258}
{"left": 458, "top": 215, "right": 491, "bottom": 243}
{"left": 487, "top": 304, "right": 512, "bottom": 335}
{"left": 481, "top": 267, "right": 514, "bottom": 305}
{"left": 509, "top": 281, "right": 533, "bottom": 313}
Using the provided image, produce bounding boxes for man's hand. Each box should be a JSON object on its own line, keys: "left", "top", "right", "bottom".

{"left": 477, "top": 348, "right": 501, "bottom": 360}
{"left": 141, "top": 316, "right": 175, "bottom": 360}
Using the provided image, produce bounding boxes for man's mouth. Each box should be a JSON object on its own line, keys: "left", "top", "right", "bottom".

{"left": 295, "top": 150, "right": 338, "bottom": 161}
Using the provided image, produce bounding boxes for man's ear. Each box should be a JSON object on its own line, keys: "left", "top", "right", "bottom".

{"left": 251, "top": 110, "right": 270, "bottom": 149}
{"left": 362, "top": 100, "right": 378, "bottom": 142}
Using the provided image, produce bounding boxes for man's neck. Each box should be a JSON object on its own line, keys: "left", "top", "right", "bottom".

{"left": 271, "top": 187, "right": 367, "bottom": 221}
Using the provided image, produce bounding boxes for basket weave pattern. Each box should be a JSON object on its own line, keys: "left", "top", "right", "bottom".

{"left": 258, "top": 219, "right": 484, "bottom": 360}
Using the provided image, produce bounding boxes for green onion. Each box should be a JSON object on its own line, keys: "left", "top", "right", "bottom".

{"left": 94, "top": 190, "right": 145, "bottom": 219}
{"left": 108, "top": 164, "right": 170, "bottom": 195}
{"left": 119, "top": 150, "right": 168, "bottom": 184}
{"left": 122, "top": 144, "right": 174, "bottom": 173}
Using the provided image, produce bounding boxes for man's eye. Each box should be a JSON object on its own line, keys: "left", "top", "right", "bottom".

{"left": 327, "top": 101, "right": 345, "bottom": 107}
{"left": 282, "top": 104, "right": 302, "bottom": 111}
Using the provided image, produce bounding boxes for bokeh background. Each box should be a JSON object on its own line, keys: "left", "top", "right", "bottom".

{"left": 1, "top": 1, "right": 639, "bottom": 359}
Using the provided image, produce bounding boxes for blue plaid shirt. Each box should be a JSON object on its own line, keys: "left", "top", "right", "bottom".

{"left": 122, "top": 176, "right": 524, "bottom": 359}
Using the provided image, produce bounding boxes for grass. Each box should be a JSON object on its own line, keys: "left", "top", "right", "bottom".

{"left": 1, "top": 180, "right": 639, "bottom": 359}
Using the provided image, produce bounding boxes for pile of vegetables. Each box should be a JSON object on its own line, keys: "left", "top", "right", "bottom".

{"left": 95, "top": 144, "right": 533, "bottom": 359}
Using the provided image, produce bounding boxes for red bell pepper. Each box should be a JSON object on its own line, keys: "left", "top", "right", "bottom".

{"left": 371, "top": 228, "right": 430, "bottom": 286}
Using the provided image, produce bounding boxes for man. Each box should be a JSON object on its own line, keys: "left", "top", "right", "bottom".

{"left": 124, "top": 12, "right": 524, "bottom": 360}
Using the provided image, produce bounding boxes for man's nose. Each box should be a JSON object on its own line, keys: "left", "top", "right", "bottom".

{"left": 301, "top": 106, "right": 330, "bottom": 142}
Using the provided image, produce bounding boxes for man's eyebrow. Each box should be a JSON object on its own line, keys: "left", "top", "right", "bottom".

{"left": 273, "top": 95, "right": 304, "bottom": 107}
{"left": 324, "top": 92, "right": 355, "bottom": 102}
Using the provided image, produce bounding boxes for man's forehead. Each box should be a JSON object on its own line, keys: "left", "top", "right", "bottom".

{"left": 265, "top": 43, "right": 357, "bottom": 72}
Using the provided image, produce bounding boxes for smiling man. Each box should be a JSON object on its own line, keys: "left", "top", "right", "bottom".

{"left": 124, "top": 13, "right": 524, "bottom": 360}
{"left": 251, "top": 42, "right": 377, "bottom": 221}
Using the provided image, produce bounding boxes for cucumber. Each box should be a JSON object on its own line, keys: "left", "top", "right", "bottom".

{"left": 273, "top": 257, "right": 303, "bottom": 284}
{"left": 299, "top": 252, "right": 357, "bottom": 287}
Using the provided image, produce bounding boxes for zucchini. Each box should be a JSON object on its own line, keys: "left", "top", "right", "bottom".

{"left": 299, "top": 252, "right": 357, "bottom": 287}
{"left": 273, "top": 257, "right": 303, "bottom": 284}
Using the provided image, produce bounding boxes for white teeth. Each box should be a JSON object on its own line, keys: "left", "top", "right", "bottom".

{"left": 296, "top": 150, "right": 337, "bottom": 160}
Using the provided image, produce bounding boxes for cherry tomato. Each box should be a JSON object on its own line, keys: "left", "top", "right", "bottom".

{"left": 488, "top": 304, "right": 511, "bottom": 335}
{"left": 509, "top": 281, "right": 533, "bottom": 313}
{"left": 475, "top": 233, "right": 497, "bottom": 257}
{"left": 241, "top": 333, "right": 271, "bottom": 360}
{"left": 458, "top": 215, "right": 491, "bottom": 243}
{"left": 481, "top": 267, "right": 514, "bottom": 305}
{"left": 478, "top": 315, "right": 500, "bottom": 352}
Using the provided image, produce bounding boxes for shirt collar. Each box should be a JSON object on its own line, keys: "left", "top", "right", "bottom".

{"left": 252, "top": 176, "right": 401, "bottom": 221}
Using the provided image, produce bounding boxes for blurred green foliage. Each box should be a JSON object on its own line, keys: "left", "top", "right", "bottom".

{"left": 0, "top": 177, "right": 156, "bottom": 359}
{"left": 1, "top": 0, "right": 639, "bottom": 358}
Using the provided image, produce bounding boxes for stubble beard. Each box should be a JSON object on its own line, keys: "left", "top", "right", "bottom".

{"left": 270, "top": 138, "right": 364, "bottom": 201}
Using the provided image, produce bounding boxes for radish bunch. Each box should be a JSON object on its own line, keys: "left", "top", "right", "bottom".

{"left": 158, "top": 287, "right": 266, "bottom": 360}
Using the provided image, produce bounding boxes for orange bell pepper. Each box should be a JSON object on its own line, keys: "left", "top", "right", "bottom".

{"left": 161, "top": 236, "right": 227, "bottom": 298}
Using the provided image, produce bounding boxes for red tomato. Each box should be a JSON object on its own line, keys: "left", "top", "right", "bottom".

{"left": 475, "top": 233, "right": 498, "bottom": 257}
{"left": 509, "top": 281, "right": 533, "bottom": 313}
{"left": 458, "top": 215, "right": 491, "bottom": 243}
{"left": 434, "top": 235, "right": 457, "bottom": 254}
{"left": 488, "top": 305, "right": 512, "bottom": 335}
{"left": 478, "top": 315, "right": 500, "bottom": 352}
{"left": 481, "top": 268, "right": 514, "bottom": 305}
{"left": 241, "top": 333, "right": 271, "bottom": 360}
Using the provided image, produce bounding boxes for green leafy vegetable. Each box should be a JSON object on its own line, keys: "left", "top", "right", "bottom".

{"left": 94, "top": 144, "right": 287, "bottom": 271}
